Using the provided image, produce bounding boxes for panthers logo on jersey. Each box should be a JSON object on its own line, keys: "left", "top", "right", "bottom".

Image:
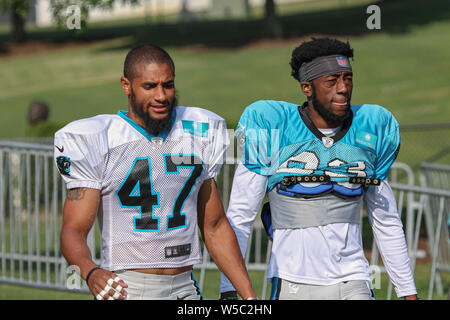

{"left": 56, "top": 156, "right": 71, "bottom": 176}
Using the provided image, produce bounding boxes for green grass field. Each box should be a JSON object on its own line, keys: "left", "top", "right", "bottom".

{"left": 0, "top": 0, "right": 449, "bottom": 300}
{"left": 1, "top": 263, "right": 449, "bottom": 300}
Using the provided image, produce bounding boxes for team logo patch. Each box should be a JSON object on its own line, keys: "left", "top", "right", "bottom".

{"left": 164, "top": 244, "right": 191, "bottom": 258}
{"left": 288, "top": 283, "right": 299, "bottom": 294}
{"left": 151, "top": 137, "right": 163, "bottom": 146}
{"left": 237, "top": 130, "right": 246, "bottom": 147}
{"left": 56, "top": 156, "right": 71, "bottom": 176}
{"left": 237, "top": 122, "right": 247, "bottom": 152}
{"left": 182, "top": 120, "right": 209, "bottom": 137}
{"left": 394, "top": 143, "right": 400, "bottom": 160}
{"left": 355, "top": 130, "right": 377, "bottom": 151}
{"left": 336, "top": 56, "right": 349, "bottom": 67}
{"left": 55, "top": 145, "right": 64, "bottom": 153}
{"left": 322, "top": 136, "right": 334, "bottom": 148}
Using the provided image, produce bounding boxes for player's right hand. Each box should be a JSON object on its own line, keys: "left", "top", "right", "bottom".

{"left": 220, "top": 290, "right": 238, "bottom": 300}
{"left": 87, "top": 268, "right": 128, "bottom": 300}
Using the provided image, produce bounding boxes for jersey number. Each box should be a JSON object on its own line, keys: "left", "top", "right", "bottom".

{"left": 276, "top": 151, "right": 366, "bottom": 177}
{"left": 116, "top": 155, "right": 203, "bottom": 232}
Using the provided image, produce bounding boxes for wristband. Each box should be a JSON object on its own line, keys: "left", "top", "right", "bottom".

{"left": 245, "top": 297, "right": 258, "bottom": 300}
{"left": 85, "top": 266, "right": 102, "bottom": 285}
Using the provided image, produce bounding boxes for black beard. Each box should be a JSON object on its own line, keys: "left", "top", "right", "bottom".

{"left": 130, "top": 90, "right": 178, "bottom": 136}
{"left": 311, "top": 86, "right": 351, "bottom": 124}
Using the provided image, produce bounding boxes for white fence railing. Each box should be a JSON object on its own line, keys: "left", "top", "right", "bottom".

{"left": 0, "top": 141, "right": 448, "bottom": 299}
{"left": 418, "top": 162, "right": 450, "bottom": 299}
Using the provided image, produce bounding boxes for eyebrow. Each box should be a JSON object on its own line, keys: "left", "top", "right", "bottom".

{"left": 141, "top": 80, "right": 174, "bottom": 85}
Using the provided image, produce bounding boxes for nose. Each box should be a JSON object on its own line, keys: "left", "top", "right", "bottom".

{"left": 154, "top": 85, "right": 167, "bottom": 103}
{"left": 336, "top": 77, "right": 348, "bottom": 94}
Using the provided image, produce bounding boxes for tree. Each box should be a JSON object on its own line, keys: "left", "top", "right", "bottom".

{"left": 0, "top": 0, "right": 33, "bottom": 42}
{"left": 0, "top": 0, "right": 139, "bottom": 43}
{"left": 264, "top": 0, "right": 281, "bottom": 38}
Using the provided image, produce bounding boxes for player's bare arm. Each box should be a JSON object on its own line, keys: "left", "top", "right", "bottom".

{"left": 65, "top": 187, "right": 88, "bottom": 201}
{"left": 197, "top": 178, "right": 256, "bottom": 300}
{"left": 60, "top": 187, "right": 128, "bottom": 300}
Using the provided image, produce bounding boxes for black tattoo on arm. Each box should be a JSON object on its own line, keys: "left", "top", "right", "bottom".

{"left": 67, "top": 188, "right": 88, "bottom": 201}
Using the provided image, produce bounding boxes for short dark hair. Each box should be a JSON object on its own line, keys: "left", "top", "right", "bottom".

{"left": 290, "top": 37, "right": 354, "bottom": 82}
{"left": 123, "top": 44, "right": 175, "bottom": 80}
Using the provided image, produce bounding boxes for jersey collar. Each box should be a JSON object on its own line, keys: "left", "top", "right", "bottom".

{"left": 117, "top": 108, "right": 177, "bottom": 143}
{"left": 298, "top": 101, "right": 353, "bottom": 143}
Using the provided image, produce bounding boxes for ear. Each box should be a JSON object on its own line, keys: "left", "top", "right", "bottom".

{"left": 121, "top": 76, "right": 131, "bottom": 95}
{"left": 301, "top": 81, "right": 312, "bottom": 98}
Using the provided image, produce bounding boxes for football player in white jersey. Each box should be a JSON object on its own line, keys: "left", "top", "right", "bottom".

{"left": 55, "top": 44, "right": 256, "bottom": 300}
{"left": 219, "top": 38, "right": 418, "bottom": 300}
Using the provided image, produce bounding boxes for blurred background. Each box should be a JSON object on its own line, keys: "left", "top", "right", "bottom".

{"left": 0, "top": 0, "right": 449, "bottom": 300}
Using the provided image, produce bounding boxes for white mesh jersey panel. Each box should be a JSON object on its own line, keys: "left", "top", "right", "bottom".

{"left": 55, "top": 106, "right": 229, "bottom": 271}
{"left": 101, "top": 138, "right": 206, "bottom": 270}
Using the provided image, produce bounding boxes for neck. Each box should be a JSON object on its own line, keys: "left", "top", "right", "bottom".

{"left": 126, "top": 108, "right": 145, "bottom": 128}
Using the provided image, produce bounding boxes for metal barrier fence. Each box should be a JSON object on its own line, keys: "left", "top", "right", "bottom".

{"left": 0, "top": 141, "right": 67, "bottom": 290}
{"left": 418, "top": 162, "right": 450, "bottom": 299}
{"left": 0, "top": 141, "right": 448, "bottom": 300}
{"left": 368, "top": 182, "right": 450, "bottom": 300}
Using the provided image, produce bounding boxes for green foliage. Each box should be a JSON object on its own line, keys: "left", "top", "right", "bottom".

{"left": 0, "top": 0, "right": 142, "bottom": 39}
{"left": 50, "top": 0, "right": 140, "bottom": 30}
{"left": 0, "top": 0, "right": 34, "bottom": 17}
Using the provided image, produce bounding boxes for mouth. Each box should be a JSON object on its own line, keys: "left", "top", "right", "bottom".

{"left": 149, "top": 105, "right": 169, "bottom": 113}
{"left": 332, "top": 101, "right": 348, "bottom": 107}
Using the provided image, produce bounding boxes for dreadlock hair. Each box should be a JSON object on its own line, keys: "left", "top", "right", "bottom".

{"left": 290, "top": 37, "right": 354, "bottom": 82}
{"left": 123, "top": 44, "right": 175, "bottom": 80}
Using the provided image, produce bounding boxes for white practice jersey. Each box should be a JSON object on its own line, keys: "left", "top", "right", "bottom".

{"left": 54, "top": 106, "right": 229, "bottom": 271}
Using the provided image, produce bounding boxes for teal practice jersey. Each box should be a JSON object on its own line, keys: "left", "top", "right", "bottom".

{"left": 236, "top": 100, "right": 400, "bottom": 195}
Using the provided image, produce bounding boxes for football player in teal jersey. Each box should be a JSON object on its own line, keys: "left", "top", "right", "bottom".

{"left": 220, "top": 38, "right": 418, "bottom": 300}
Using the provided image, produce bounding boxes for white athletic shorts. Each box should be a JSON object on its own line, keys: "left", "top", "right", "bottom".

{"left": 271, "top": 278, "right": 375, "bottom": 300}
{"left": 114, "top": 269, "right": 203, "bottom": 300}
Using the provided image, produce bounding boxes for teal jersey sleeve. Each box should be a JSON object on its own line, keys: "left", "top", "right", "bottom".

{"left": 374, "top": 108, "right": 401, "bottom": 180}
{"left": 236, "top": 100, "right": 288, "bottom": 176}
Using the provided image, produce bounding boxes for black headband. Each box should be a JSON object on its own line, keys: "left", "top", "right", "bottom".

{"left": 299, "top": 55, "right": 352, "bottom": 82}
